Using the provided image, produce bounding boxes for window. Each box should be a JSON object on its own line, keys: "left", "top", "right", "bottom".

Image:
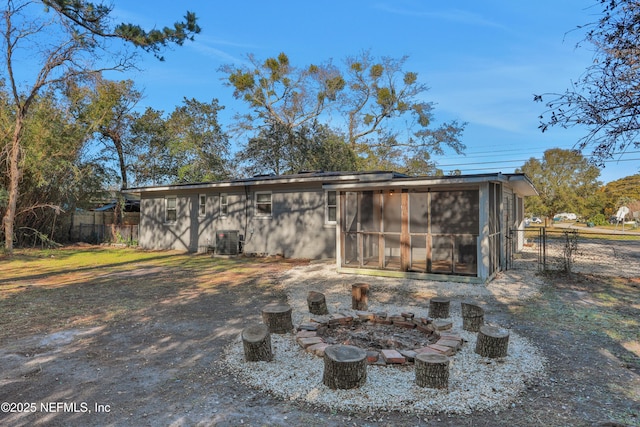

{"left": 326, "top": 190, "right": 337, "bottom": 224}
{"left": 165, "top": 197, "right": 177, "bottom": 223}
{"left": 255, "top": 192, "right": 272, "bottom": 217}
{"left": 198, "top": 194, "right": 206, "bottom": 217}
{"left": 220, "top": 193, "right": 228, "bottom": 216}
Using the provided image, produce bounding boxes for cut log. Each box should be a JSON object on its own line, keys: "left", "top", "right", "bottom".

{"left": 261, "top": 303, "right": 293, "bottom": 334}
{"left": 322, "top": 345, "right": 367, "bottom": 389}
{"left": 242, "top": 323, "right": 273, "bottom": 362}
{"left": 415, "top": 353, "right": 449, "bottom": 389}
{"left": 307, "top": 291, "right": 329, "bottom": 315}
{"left": 351, "top": 283, "right": 369, "bottom": 311}
{"left": 461, "top": 301, "right": 485, "bottom": 332}
{"left": 429, "top": 297, "right": 450, "bottom": 319}
{"left": 475, "top": 325, "right": 510, "bottom": 358}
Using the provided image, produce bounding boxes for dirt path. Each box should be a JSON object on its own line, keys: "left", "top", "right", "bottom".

{"left": 0, "top": 257, "right": 638, "bottom": 426}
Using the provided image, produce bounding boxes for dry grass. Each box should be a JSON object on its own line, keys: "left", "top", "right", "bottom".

{"left": 0, "top": 247, "right": 306, "bottom": 342}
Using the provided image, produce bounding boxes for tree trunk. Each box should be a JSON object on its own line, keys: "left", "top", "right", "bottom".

{"left": 429, "top": 297, "right": 450, "bottom": 319}
{"left": 242, "top": 323, "right": 273, "bottom": 362}
{"left": 461, "top": 301, "right": 484, "bottom": 332}
{"left": 3, "top": 116, "right": 25, "bottom": 253}
{"left": 475, "top": 325, "right": 510, "bottom": 358}
{"left": 322, "top": 345, "right": 367, "bottom": 390}
{"left": 261, "top": 303, "right": 293, "bottom": 334}
{"left": 351, "top": 283, "right": 369, "bottom": 310}
{"left": 307, "top": 291, "right": 329, "bottom": 315}
{"left": 415, "top": 353, "right": 450, "bottom": 389}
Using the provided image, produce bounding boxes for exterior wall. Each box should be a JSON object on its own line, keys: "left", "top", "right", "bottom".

{"left": 138, "top": 183, "right": 336, "bottom": 259}
{"left": 135, "top": 173, "right": 535, "bottom": 281}
{"left": 139, "top": 195, "right": 196, "bottom": 251}
{"left": 243, "top": 187, "right": 335, "bottom": 259}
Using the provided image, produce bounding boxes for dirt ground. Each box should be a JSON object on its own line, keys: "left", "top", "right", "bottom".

{"left": 0, "top": 249, "right": 639, "bottom": 426}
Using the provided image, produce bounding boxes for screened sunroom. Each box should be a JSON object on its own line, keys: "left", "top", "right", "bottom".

{"left": 324, "top": 174, "right": 536, "bottom": 283}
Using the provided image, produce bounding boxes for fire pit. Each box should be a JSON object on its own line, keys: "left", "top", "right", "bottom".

{"left": 295, "top": 310, "right": 462, "bottom": 365}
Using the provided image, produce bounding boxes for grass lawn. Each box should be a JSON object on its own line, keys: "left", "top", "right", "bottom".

{"left": 0, "top": 247, "right": 305, "bottom": 342}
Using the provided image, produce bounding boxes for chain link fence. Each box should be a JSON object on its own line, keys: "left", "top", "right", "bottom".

{"left": 509, "top": 226, "right": 640, "bottom": 277}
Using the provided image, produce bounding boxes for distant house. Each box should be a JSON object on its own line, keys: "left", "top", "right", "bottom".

{"left": 124, "top": 171, "right": 537, "bottom": 283}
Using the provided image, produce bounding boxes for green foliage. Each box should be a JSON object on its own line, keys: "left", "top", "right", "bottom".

{"left": 69, "top": 77, "right": 142, "bottom": 189}
{"left": 130, "top": 99, "right": 230, "bottom": 185}
{"left": 236, "top": 122, "right": 357, "bottom": 176}
{"left": 589, "top": 213, "right": 608, "bottom": 226}
{"left": 0, "top": 187, "right": 8, "bottom": 208}
{"left": 44, "top": 1, "right": 201, "bottom": 61}
{"left": 221, "top": 50, "right": 465, "bottom": 174}
{"left": 517, "top": 148, "right": 603, "bottom": 218}
{"left": 1, "top": 0, "right": 200, "bottom": 251}
{"left": 0, "top": 89, "right": 106, "bottom": 246}
{"left": 601, "top": 174, "right": 640, "bottom": 215}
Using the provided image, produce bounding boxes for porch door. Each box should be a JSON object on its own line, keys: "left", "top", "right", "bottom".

{"left": 488, "top": 182, "right": 502, "bottom": 276}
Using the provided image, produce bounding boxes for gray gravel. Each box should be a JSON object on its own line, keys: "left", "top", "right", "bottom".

{"left": 222, "top": 264, "right": 547, "bottom": 415}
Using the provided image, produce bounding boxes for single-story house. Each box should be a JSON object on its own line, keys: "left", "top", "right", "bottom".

{"left": 124, "top": 171, "right": 537, "bottom": 283}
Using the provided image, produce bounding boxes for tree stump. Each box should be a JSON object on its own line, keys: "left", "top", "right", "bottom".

{"left": 475, "top": 325, "right": 510, "bottom": 358}
{"left": 261, "top": 303, "right": 293, "bottom": 334}
{"left": 429, "top": 297, "right": 450, "bottom": 319}
{"left": 307, "top": 291, "right": 329, "bottom": 315}
{"left": 351, "top": 283, "right": 369, "bottom": 311}
{"left": 415, "top": 353, "right": 449, "bottom": 389}
{"left": 242, "top": 323, "right": 273, "bottom": 362}
{"left": 461, "top": 301, "right": 485, "bottom": 332}
{"left": 322, "top": 345, "right": 367, "bottom": 389}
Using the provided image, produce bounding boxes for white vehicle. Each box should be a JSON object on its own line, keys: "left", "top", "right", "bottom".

{"left": 556, "top": 212, "right": 577, "bottom": 221}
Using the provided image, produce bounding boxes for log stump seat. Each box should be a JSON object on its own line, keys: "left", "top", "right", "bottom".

{"left": 242, "top": 323, "right": 273, "bottom": 362}
{"left": 415, "top": 353, "right": 450, "bottom": 389}
{"left": 322, "top": 345, "right": 367, "bottom": 389}
{"left": 461, "top": 301, "right": 485, "bottom": 332}
{"left": 475, "top": 325, "right": 510, "bottom": 358}
{"left": 261, "top": 302, "right": 293, "bottom": 334}
{"left": 429, "top": 297, "right": 450, "bottom": 319}
{"left": 307, "top": 291, "right": 329, "bottom": 315}
{"left": 351, "top": 283, "right": 369, "bottom": 311}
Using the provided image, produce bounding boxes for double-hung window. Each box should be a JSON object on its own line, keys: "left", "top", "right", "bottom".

{"left": 255, "top": 192, "right": 272, "bottom": 217}
{"left": 220, "top": 193, "right": 228, "bottom": 216}
{"left": 326, "top": 190, "right": 337, "bottom": 224}
{"left": 198, "top": 194, "right": 206, "bottom": 217}
{"left": 165, "top": 196, "right": 177, "bottom": 223}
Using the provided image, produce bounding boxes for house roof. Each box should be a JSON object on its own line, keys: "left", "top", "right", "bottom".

{"left": 123, "top": 171, "right": 537, "bottom": 197}
{"left": 323, "top": 172, "right": 538, "bottom": 196}
{"left": 123, "top": 171, "right": 407, "bottom": 194}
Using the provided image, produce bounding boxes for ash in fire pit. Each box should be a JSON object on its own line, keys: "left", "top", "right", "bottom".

{"left": 320, "top": 322, "right": 437, "bottom": 351}
{"left": 296, "top": 312, "right": 462, "bottom": 365}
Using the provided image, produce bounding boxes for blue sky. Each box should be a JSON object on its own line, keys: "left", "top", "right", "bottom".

{"left": 111, "top": 1, "right": 640, "bottom": 184}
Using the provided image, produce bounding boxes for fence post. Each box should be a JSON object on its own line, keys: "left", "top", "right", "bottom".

{"left": 540, "top": 227, "right": 546, "bottom": 272}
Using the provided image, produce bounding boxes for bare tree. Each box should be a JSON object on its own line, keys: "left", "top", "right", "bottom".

{"left": 1, "top": 0, "right": 200, "bottom": 252}
{"left": 536, "top": 0, "right": 640, "bottom": 165}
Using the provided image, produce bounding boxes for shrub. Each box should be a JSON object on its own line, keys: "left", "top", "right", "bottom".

{"left": 589, "top": 213, "right": 607, "bottom": 226}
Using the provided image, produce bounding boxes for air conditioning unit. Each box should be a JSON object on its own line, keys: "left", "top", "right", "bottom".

{"left": 215, "top": 230, "right": 239, "bottom": 255}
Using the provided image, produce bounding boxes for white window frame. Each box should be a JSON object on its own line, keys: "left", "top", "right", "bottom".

{"left": 165, "top": 196, "right": 177, "bottom": 223}
{"left": 254, "top": 191, "right": 272, "bottom": 218}
{"left": 198, "top": 194, "right": 206, "bottom": 217}
{"left": 325, "top": 190, "right": 337, "bottom": 225}
{"left": 220, "top": 193, "right": 228, "bottom": 217}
